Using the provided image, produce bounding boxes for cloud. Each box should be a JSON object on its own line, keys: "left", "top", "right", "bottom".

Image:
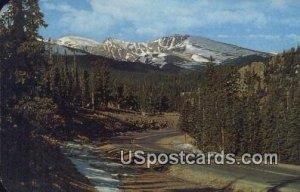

{"left": 217, "top": 34, "right": 282, "bottom": 41}
{"left": 206, "top": 10, "right": 266, "bottom": 26}
{"left": 286, "top": 34, "right": 300, "bottom": 42}
{"left": 39, "top": 0, "right": 300, "bottom": 52}
{"left": 41, "top": 0, "right": 269, "bottom": 40}
{"left": 43, "top": 2, "right": 75, "bottom": 13}
{"left": 270, "top": 0, "right": 287, "bottom": 8}
{"left": 41, "top": 0, "right": 114, "bottom": 37}
{"left": 247, "top": 34, "right": 281, "bottom": 41}
{"left": 269, "top": 0, "right": 295, "bottom": 9}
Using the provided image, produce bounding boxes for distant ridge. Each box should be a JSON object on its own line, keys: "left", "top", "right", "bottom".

{"left": 52, "top": 34, "right": 270, "bottom": 69}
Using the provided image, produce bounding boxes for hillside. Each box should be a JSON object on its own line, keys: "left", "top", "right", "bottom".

{"left": 52, "top": 34, "right": 270, "bottom": 70}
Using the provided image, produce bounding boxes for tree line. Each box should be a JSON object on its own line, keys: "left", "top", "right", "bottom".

{"left": 45, "top": 53, "right": 202, "bottom": 113}
{"left": 1, "top": 3, "right": 299, "bottom": 192}
{"left": 0, "top": 0, "right": 65, "bottom": 191}
{"left": 179, "top": 48, "right": 300, "bottom": 163}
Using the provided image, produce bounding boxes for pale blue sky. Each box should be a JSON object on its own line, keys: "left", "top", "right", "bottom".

{"left": 39, "top": 0, "right": 300, "bottom": 52}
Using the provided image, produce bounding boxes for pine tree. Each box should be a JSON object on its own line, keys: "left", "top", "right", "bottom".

{"left": 0, "top": 0, "right": 55, "bottom": 190}
{"left": 82, "top": 70, "right": 91, "bottom": 107}
{"left": 72, "top": 58, "right": 81, "bottom": 106}
{"left": 179, "top": 101, "right": 193, "bottom": 134}
{"left": 52, "top": 67, "right": 62, "bottom": 106}
{"left": 92, "top": 60, "right": 111, "bottom": 109}
{"left": 286, "top": 96, "right": 300, "bottom": 163}
{"left": 117, "top": 85, "right": 124, "bottom": 108}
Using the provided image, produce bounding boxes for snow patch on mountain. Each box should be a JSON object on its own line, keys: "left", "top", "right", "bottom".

{"left": 54, "top": 36, "right": 101, "bottom": 50}
{"left": 191, "top": 54, "right": 210, "bottom": 63}
{"left": 53, "top": 34, "right": 269, "bottom": 69}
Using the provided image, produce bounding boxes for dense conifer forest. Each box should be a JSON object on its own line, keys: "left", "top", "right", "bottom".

{"left": 179, "top": 48, "right": 300, "bottom": 163}
{"left": 0, "top": 0, "right": 299, "bottom": 191}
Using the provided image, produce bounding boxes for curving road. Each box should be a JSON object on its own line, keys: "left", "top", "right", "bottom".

{"left": 109, "top": 128, "right": 300, "bottom": 192}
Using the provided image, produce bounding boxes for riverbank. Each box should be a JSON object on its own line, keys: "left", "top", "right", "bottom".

{"left": 1, "top": 134, "right": 96, "bottom": 192}
{"left": 51, "top": 109, "right": 183, "bottom": 192}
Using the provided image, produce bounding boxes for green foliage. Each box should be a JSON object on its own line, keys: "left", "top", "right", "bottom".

{"left": 179, "top": 49, "right": 300, "bottom": 163}
{"left": 92, "top": 60, "right": 111, "bottom": 109}
{"left": 14, "top": 97, "right": 63, "bottom": 133}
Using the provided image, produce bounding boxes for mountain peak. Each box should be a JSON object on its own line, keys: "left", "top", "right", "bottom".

{"left": 55, "top": 36, "right": 100, "bottom": 49}
{"left": 58, "top": 35, "right": 99, "bottom": 43}
{"left": 53, "top": 34, "right": 270, "bottom": 70}
{"left": 163, "top": 34, "right": 190, "bottom": 38}
{"left": 103, "top": 37, "right": 124, "bottom": 43}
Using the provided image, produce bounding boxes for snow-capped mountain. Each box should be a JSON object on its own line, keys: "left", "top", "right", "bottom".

{"left": 53, "top": 36, "right": 101, "bottom": 52}
{"left": 53, "top": 34, "right": 269, "bottom": 69}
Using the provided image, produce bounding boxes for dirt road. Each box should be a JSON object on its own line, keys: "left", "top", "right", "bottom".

{"left": 106, "top": 128, "right": 300, "bottom": 192}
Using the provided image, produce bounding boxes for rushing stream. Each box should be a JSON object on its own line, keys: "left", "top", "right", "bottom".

{"left": 61, "top": 142, "right": 132, "bottom": 192}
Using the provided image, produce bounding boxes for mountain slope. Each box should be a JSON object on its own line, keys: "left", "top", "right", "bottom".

{"left": 53, "top": 34, "right": 270, "bottom": 69}
{"left": 53, "top": 36, "right": 101, "bottom": 52}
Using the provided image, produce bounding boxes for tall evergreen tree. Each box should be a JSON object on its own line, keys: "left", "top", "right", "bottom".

{"left": 92, "top": 60, "right": 111, "bottom": 109}
{"left": 82, "top": 70, "right": 91, "bottom": 107}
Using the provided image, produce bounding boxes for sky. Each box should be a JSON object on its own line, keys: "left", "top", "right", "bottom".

{"left": 39, "top": 0, "right": 300, "bottom": 52}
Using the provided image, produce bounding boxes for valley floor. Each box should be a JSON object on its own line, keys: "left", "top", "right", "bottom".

{"left": 5, "top": 108, "right": 299, "bottom": 192}
{"left": 64, "top": 109, "right": 300, "bottom": 192}
{"left": 61, "top": 109, "right": 228, "bottom": 192}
